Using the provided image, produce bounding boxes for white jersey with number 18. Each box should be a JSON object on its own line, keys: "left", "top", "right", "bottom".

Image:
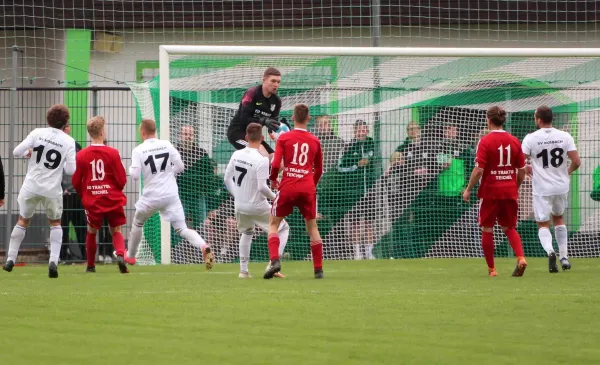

{"left": 131, "top": 138, "right": 183, "bottom": 200}
{"left": 522, "top": 127, "right": 576, "bottom": 196}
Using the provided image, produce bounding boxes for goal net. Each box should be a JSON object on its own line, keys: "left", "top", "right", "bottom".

{"left": 130, "top": 46, "right": 600, "bottom": 265}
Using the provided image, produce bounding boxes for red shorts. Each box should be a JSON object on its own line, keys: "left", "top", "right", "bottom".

{"left": 272, "top": 190, "right": 317, "bottom": 220}
{"left": 85, "top": 207, "right": 127, "bottom": 230}
{"left": 479, "top": 199, "right": 518, "bottom": 228}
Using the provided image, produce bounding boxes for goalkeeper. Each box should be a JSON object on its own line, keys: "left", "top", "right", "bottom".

{"left": 227, "top": 67, "right": 284, "bottom": 158}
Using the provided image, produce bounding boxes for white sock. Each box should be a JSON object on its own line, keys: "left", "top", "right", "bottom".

{"left": 366, "top": 244, "right": 374, "bottom": 259}
{"left": 354, "top": 244, "right": 362, "bottom": 260}
{"left": 538, "top": 227, "right": 555, "bottom": 256}
{"left": 127, "top": 223, "right": 143, "bottom": 258}
{"left": 180, "top": 228, "right": 207, "bottom": 250}
{"left": 239, "top": 233, "right": 252, "bottom": 273}
{"left": 7, "top": 225, "right": 26, "bottom": 262}
{"left": 49, "top": 226, "right": 62, "bottom": 265}
{"left": 278, "top": 221, "right": 290, "bottom": 256}
{"left": 555, "top": 225, "right": 568, "bottom": 259}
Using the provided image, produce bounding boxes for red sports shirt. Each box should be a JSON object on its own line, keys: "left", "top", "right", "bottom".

{"left": 475, "top": 130, "right": 526, "bottom": 200}
{"left": 270, "top": 129, "right": 323, "bottom": 192}
{"left": 72, "top": 144, "right": 127, "bottom": 213}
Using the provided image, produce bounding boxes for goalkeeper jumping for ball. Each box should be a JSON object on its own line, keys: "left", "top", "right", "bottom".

{"left": 227, "top": 67, "right": 289, "bottom": 158}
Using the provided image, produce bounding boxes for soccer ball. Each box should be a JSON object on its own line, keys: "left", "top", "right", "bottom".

{"left": 269, "top": 123, "right": 290, "bottom": 141}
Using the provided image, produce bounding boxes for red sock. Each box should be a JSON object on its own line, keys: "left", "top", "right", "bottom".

{"left": 268, "top": 233, "right": 280, "bottom": 261}
{"left": 481, "top": 231, "right": 495, "bottom": 269}
{"left": 310, "top": 241, "right": 323, "bottom": 271}
{"left": 504, "top": 227, "right": 525, "bottom": 257}
{"left": 112, "top": 232, "right": 125, "bottom": 257}
{"left": 86, "top": 232, "right": 97, "bottom": 268}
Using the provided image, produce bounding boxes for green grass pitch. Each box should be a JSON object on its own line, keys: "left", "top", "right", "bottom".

{"left": 2, "top": 258, "right": 600, "bottom": 365}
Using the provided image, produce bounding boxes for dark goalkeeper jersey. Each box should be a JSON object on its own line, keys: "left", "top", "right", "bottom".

{"left": 228, "top": 85, "right": 282, "bottom": 135}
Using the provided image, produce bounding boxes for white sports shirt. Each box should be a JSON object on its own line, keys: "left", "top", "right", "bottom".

{"left": 130, "top": 138, "right": 184, "bottom": 200}
{"left": 522, "top": 127, "right": 577, "bottom": 196}
{"left": 13, "top": 127, "right": 76, "bottom": 197}
{"left": 224, "top": 147, "right": 275, "bottom": 215}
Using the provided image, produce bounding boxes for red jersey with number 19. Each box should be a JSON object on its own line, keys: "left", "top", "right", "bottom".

{"left": 475, "top": 130, "right": 526, "bottom": 200}
{"left": 270, "top": 129, "right": 323, "bottom": 192}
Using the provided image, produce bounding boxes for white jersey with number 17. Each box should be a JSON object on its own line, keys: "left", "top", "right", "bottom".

{"left": 131, "top": 138, "right": 183, "bottom": 200}
{"left": 225, "top": 148, "right": 271, "bottom": 215}
{"left": 522, "top": 127, "right": 576, "bottom": 196}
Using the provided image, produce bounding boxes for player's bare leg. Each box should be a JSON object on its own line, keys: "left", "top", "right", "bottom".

{"left": 481, "top": 226, "right": 497, "bottom": 276}
{"left": 172, "top": 220, "right": 214, "bottom": 270}
{"left": 537, "top": 220, "right": 558, "bottom": 273}
{"left": 552, "top": 215, "right": 571, "bottom": 270}
{"left": 48, "top": 219, "right": 62, "bottom": 278}
{"left": 264, "top": 215, "right": 284, "bottom": 279}
{"left": 306, "top": 218, "right": 324, "bottom": 279}
{"left": 3, "top": 216, "right": 31, "bottom": 273}
{"left": 502, "top": 226, "right": 527, "bottom": 277}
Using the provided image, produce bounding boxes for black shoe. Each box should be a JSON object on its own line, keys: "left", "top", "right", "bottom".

{"left": 3, "top": 260, "right": 14, "bottom": 273}
{"left": 85, "top": 266, "right": 96, "bottom": 273}
{"left": 48, "top": 262, "right": 58, "bottom": 278}
{"left": 314, "top": 269, "right": 324, "bottom": 279}
{"left": 116, "top": 255, "right": 129, "bottom": 274}
{"left": 548, "top": 252, "right": 559, "bottom": 273}
{"left": 263, "top": 259, "right": 281, "bottom": 279}
{"left": 561, "top": 258, "right": 572, "bottom": 271}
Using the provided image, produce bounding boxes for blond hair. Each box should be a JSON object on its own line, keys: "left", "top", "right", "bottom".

{"left": 87, "top": 116, "right": 106, "bottom": 138}
{"left": 141, "top": 118, "right": 157, "bottom": 134}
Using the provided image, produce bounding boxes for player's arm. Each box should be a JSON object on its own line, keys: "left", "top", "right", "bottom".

{"left": 521, "top": 135, "right": 533, "bottom": 175}
{"left": 129, "top": 149, "right": 142, "bottom": 181}
{"left": 269, "top": 138, "right": 285, "bottom": 185}
{"left": 314, "top": 142, "right": 324, "bottom": 185}
{"left": 63, "top": 141, "right": 77, "bottom": 175}
{"left": 223, "top": 157, "right": 236, "bottom": 195}
{"left": 515, "top": 140, "right": 527, "bottom": 188}
{"left": 567, "top": 136, "right": 581, "bottom": 175}
{"left": 71, "top": 153, "right": 84, "bottom": 196}
{"left": 0, "top": 155, "right": 5, "bottom": 203}
{"left": 13, "top": 131, "right": 35, "bottom": 158}
{"left": 171, "top": 147, "right": 185, "bottom": 175}
{"left": 257, "top": 159, "right": 276, "bottom": 200}
{"left": 463, "top": 141, "right": 485, "bottom": 201}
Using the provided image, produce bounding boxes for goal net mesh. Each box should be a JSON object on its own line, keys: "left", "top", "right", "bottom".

{"left": 130, "top": 53, "right": 600, "bottom": 264}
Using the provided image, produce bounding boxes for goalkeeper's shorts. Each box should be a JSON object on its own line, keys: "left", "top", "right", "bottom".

{"left": 227, "top": 129, "right": 275, "bottom": 154}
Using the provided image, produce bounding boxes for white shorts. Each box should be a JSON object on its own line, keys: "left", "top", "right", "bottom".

{"left": 135, "top": 195, "right": 185, "bottom": 223}
{"left": 533, "top": 194, "right": 568, "bottom": 222}
{"left": 235, "top": 206, "right": 271, "bottom": 234}
{"left": 18, "top": 189, "right": 63, "bottom": 220}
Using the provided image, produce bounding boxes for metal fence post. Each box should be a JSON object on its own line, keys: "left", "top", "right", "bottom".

{"left": 5, "top": 46, "right": 19, "bottom": 251}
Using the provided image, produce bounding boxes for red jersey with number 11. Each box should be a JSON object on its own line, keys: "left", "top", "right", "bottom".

{"left": 270, "top": 129, "right": 323, "bottom": 192}
{"left": 72, "top": 144, "right": 127, "bottom": 213}
{"left": 475, "top": 130, "right": 526, "bottom": 200}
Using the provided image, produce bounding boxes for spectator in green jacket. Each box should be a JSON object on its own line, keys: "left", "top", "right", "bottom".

{"left": 338, "top": 119, "right": 378, "bottom": 260}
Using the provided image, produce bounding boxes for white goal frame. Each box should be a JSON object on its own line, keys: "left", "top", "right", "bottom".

{"left": 157, "top": 45, "right": 600, "bottom": 264}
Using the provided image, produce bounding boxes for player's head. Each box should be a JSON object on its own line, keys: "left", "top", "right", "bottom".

{"left": 87, "top": 116, "right": 106, "bottom": 142}
{"left": 262, "top": 67, "right": 281, "bottom": 96}
{"left": 535, "top": 105, "right": 553, "bottom": 127}
{"left": 315, "top": 115, "right": 331, "bottom": 135}
{"left": 140, "top": 118, "right": 157, "bottom": 141}
{"left": 245, "top": 123, "right": 264, "bottom": 147}
{"left": 354, "top": 119, "right": 369, "bottom": 140}
{"left": 47, "top": 104, "right": 70, "bottom": 130}
{"left": 407, "top": 121, "right": 420, "bottom": 141}
{"left": 486, "top": 105, "right": 507, "bottom": 129}
{"left": 292, "top": 103, "right": 310, "bottom": 127}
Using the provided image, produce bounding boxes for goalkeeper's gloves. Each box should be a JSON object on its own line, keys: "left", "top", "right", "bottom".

{"left": 260, "top": 117, "right": 281, "bottom": 131}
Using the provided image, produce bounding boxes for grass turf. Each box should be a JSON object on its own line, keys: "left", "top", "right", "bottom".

{"left": 1, "top": 258, "right": 600, "bottom": 365}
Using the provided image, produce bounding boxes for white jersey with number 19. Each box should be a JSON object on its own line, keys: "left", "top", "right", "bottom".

{"left": 522, "top": 127, "right": 577, "bottom": 196}
{"left": 130, "top": 138, "right": 183, "bottom": 199}
{"left": 13, "top": 127, "right": 76, "bottom": 198}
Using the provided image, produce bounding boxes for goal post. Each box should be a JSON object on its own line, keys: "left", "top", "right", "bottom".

{"left": 136, "top": 45, "right": 600, "bottom": 265}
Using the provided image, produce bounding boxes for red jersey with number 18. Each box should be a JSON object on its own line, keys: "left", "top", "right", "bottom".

{"left": 270, "top": 128, "right": 323, "bottom": 192}
{"left": 475, "top": 130, "right": 526, "bottom": 200}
